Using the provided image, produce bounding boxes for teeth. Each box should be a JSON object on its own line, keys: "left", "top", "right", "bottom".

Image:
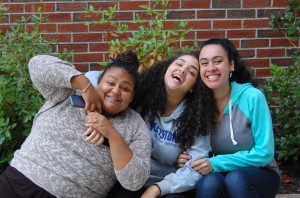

{"left": 106, "top": 95, "right": 119, "bottom": 102}
{"left": 207, "top": 75, "right": 218, "bottom": 80}
{"left": 172, "top": 74, "right": 182, "bottom": 82}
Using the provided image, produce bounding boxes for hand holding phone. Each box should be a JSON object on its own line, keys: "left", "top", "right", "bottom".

{"left": 69, "top": 95, "right": 85, "bottom": 108}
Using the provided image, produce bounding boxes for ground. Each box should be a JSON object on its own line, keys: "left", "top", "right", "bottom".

{"left": 277, "top": 160, "right": 300, "bottom": 194}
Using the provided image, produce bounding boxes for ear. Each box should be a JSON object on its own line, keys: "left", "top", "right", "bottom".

{"left": 230, "top": 60, "right": 235, "bottom": 71}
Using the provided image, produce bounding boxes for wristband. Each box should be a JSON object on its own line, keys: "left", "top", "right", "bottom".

{"left": 79, "top": 82, "right": 91, "bottom": 95}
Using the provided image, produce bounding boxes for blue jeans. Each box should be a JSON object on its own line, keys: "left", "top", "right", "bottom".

{"left": 196, "top": 167, "right": 280, "bottom": 198}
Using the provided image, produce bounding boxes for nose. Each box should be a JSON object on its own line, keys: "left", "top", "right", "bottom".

{"left": 207, "top": 62, "right": 216, "bottom": 71}
{"left": 111, "top": 86, "right": 121, "bottom": 96}
{"left": 179, "top": 67, "right": 187, "bottom": 74}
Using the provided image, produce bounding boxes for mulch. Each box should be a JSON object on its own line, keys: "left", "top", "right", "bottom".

{"left": 277, "top": 160, "right": 300, "bottom": 194}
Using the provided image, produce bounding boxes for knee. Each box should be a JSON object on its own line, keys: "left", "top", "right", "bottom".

{"left": 224, "top": 170, "right": 247, "bottom": 188}
{"left": 197, "top": 173, "right": 224, "bottom": 190}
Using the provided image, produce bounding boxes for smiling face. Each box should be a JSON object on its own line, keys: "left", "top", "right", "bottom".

{"left": 164, "top": 55, "right": 199, "bottom": 97}
{"left": 199, "top": 44, "right": 234, "bottom": 91}
{"left": 97, "top": 67, "right": 135, "bottom": 115}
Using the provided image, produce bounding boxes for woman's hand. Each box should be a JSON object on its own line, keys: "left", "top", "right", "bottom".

{"left": 85, "top": 112, "right": 117, "bottom": 139}
{"left": 177, "top": 151, "right": 191, "bottom": 168}
{"left": 141, "top": 185, "right": 160, "bottom": 198}
{"left": 83, "top": 127, "right": 104, "bottom": 145}
{"left": 190, "top": 158, "right": 213, "bottom": 176}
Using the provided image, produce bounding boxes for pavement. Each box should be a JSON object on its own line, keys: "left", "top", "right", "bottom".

{"left": 275, "top": 194, "right": 300, "bottom": 198}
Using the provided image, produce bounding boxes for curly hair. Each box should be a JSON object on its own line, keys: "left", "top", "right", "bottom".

{"left": 199, "top": 38, "right": 257, "bottom": 87}
{"left": 130, "top": 51, "right": 218, "bottom": 149}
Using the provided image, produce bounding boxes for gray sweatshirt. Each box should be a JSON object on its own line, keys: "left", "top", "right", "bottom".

{"left": 10, "top": 55, "right": 151, "bottom": 198}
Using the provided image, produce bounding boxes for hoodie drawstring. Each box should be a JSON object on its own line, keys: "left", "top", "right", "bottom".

{"left": 229, "top": 99, "right": 238, "bottom": 145}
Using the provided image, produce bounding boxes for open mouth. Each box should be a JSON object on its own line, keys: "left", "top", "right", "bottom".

{"left": 207, "top": 75, "right": 219, "bottom": 80}
{"left": 172, "top": 74, "right": 183, "bottom": 83}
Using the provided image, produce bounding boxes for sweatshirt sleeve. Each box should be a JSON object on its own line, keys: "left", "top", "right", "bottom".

{"left": 28, "top": 55, "right": 82, "bottom": 103}
{"left": 114, "top": 112, "right": 152, "bottom": 191}
{"left": 156, "top": 135, "right": 210, "bottom": 196}
{"left": 210, "top": 88, "right": 274, "bottom": 172}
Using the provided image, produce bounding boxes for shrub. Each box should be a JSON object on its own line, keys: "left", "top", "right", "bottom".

{"left": 0, "top": 6, "right": 72, "bottom": 172}
{"left": 262, "top": 0, "right": 300, "bottom": 162}
{"left": 85, "top": 0, "right": 198, "bottom": 71}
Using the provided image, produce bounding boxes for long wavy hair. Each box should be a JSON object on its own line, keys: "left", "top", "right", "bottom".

{"left": 130, "top": 51, "right": 218, "bottom": 149}
{"left": 198, "top": 38, "right": 257, "bottom": 87}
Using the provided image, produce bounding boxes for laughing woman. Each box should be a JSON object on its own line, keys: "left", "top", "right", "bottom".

{"left": 0, "top": 51, "right": 151, "bottom": 198}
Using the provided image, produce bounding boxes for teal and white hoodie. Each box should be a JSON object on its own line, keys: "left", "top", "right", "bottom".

{"left": 209, "top": 81, "right": 280, "bottom": 176}
{"left": 144, "top": 100, "right": 210, "bottom": 196}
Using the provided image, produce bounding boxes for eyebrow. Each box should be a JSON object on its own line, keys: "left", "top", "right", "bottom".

{"left": 176, "top": 58, "right": 199, "bottom": 71}
{"left": 200, "top": 56, "right": 223, "bottom": 61}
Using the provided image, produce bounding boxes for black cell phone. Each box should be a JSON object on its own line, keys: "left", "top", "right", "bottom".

{"left": 69, "top": 95, "right": 85, "bottom": 108}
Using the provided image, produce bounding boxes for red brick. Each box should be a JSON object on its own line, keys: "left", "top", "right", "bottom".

{"left": 239, "top": 49, "right": 255, "bottom": 58}
{"left": 197, "top": 31, "right": 225, "bottom": 39}
{"left": 227, "top": 30, "right": 256, "bottom": 38}
{"left": 88, "top": 2, "right": 116, "bottom": 11}
{"left": 271, "top": 58, "right": 293, "bottom": 66}
{"left": 212, "top": 0, "right": 241, "bottom": 8}
{"left": 46, "top": 13, "right": 72, "bottom": 22}
{"left": 227, "top": 9, "right": 255, "bottom": 18}
{"left": 73, "top": 33, "right": 102, "bottom": 42}
{"left": 57, "top": 3, "right": 85, "bottom": 11}
{"left": 58, "top": 23, "right": 88, "bottom": 32}
{"left": 0, "top": 24, "right": 11, "bottom": 33}
{"left": 25, "top": 3, "right": 55, "bottom": 12}
{"left": 242, "top": 39, "right": 269, "bottom": 48}
{"left": 273, "top": 0, "right": 290, "bottom": 7}
{"left": 5, "top": 3, "right": 23, "bottom": 12}
{"left": 42, "top": 33, "right": 71, "bottom": 43}
{"left": 120, "top": 1, "right": 148, "bottom": 10}
{"left": 182, "top": 0, "right": 210, "bottom": 8}
{"left": 89, "top": 43, "right": 109, "bottom": 52}
{"left": 243, "top": 19, "right": 270, "bottom": 28}
{"left": 167, "top": 11, "right": 195, "bottom": 19}
{"left": 38, "top": 23, "right": 57, "bottom": 33}
{"left": 197, "top": 10, "right": 225, "bottom": 18}
{"left": 214, "top": 20, "right": 241, "bottom": 29}
{"left": 151, "top": 0, "right": 180, "bottom": 9}
{"left": 245, "top": 58, "right": 270, "bottom": 67}
{"left": 186, "top": 20, "right": 211, "bottom": 29}
{"left": 255, "top": 68, "right": 271, "bottom": 78}
{"left": 74, "top": 63, "right": 89, "bottom": 72}
{"left": 243, "top": 0, "right": 271, "bottom": 8}
{"left": 271, "top": 39, "right": 298, "bottom": 47}
{"left": 257, "top": 49, "right": 285, "bottom": 57}
{"left": 74, "top": 53, "right": 104, "bottom": 62}
{"left": 58, "top": 44, "right": 88, "bottom": 52}
{"left": 77, "top": 12, "right": 102, "bottom": 22}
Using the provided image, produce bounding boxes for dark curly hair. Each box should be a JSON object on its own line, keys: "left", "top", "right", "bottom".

{"left": 199, "top": 38, "right": 257, "bottom": 87}
{"left": 99, "top": 50, "right": 140, "bottom": 92}
{"left": 130, "top": 51, "right": 218, "bottom": 149}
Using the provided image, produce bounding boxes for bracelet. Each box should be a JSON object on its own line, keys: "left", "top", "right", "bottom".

{"left": 79, "top": 82, "right": 91, "bottom": 95}
{"left": 154, "top": 184, "right": 161, "bottom": 196}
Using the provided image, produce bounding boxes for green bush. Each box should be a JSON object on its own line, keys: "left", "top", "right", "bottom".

{"left": 0, "top": 6, "right": 72, "bottom": 172}
{"left": 262, "top": 59, "right": 300, "bottom": 162}
{"left": 85, "top": 0, "right": 198, "bottom": 71}
{"left": 262, "top": 0, "right": 300, "bottom": 162}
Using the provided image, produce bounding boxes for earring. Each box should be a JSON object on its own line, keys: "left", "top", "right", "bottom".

{"left": 229, "top": 67, "right": 235, "bottom": 78}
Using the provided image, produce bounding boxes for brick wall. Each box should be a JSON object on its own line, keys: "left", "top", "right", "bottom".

{"left": 1, "top": 0, "right": 299, "bottom": 81}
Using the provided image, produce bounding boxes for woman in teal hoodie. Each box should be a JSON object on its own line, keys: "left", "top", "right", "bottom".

{"left": 178, "top": 38, "right": 280, "bottom": 198}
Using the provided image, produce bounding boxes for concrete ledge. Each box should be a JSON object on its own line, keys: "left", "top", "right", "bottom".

{"left": 275, "top": 194, "right": 300, "bottom": 198}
